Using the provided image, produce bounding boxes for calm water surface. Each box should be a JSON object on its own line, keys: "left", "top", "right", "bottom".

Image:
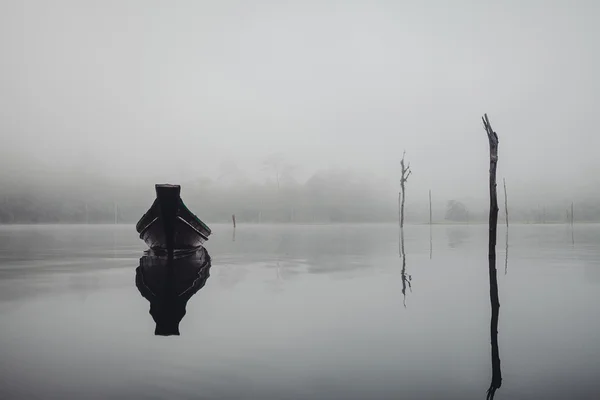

{"left": 0, "top": 223, "right": 599, "bottom": 400}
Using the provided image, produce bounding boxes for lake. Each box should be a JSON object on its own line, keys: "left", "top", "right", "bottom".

{"left": 0, "top": 223, "right": 599, "bottom": 400}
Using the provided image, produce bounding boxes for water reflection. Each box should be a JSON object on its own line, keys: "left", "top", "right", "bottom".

{"left": 135, "top": 248, "right": 212, "bottom": 336}
{"left": 447, "top": 227, "right": 469, "bottom": 249}
{"left": 400, "top": 226, "right": 412, "bottom": 307}
{"left": 487, "top": 247, "right": 502, "bottom": 398}
{"left": 429, "top": 224, "right": 433, "bottom": 259}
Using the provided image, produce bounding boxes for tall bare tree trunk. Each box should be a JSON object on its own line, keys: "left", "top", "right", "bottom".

{"left": 483, "top": 113, "right": 502, "bottom": 399}
{"left": 399, "top": 151, "right": 411, "bottom": 230}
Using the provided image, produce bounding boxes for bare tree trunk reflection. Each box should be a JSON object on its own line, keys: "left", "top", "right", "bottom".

{"left": 487, "top": 254, "right": 502, "bottom": 400}
{"left": 429, "top": 224, "right": 433, "bottom": 260}
{"left": 400, "top": 226, "right": 412, "bottom": 308}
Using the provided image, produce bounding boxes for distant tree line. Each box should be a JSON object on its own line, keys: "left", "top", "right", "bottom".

{"left": 443, "top": 199, "right": 600, "bottom": 224}
{"left": 1, "top": 171, "right": 599, "bottom": 224}
{"left": 0, "top": 169, "right": 397, "bottom": 224}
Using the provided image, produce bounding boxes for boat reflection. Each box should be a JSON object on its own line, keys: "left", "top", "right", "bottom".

{"left": 135, "top": 248, "right": 212, "bottom": 336}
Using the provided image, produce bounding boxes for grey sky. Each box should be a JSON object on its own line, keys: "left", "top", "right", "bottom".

{"left": 1, "top": 0, "right": 598, "bottom": 202}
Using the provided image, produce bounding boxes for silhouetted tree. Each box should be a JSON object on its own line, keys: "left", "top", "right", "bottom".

{"left": 445, "top": 200, "right": 469, "bottom": 222}
{"left": 399, "top": 151, "right": 411, "bottom": 229}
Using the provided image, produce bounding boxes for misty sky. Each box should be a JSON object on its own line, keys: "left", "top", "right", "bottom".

{"left": 1, "top": 0, "right": 598, "bottom": 202}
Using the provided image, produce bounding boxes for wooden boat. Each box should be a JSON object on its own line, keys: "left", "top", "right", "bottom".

{"left": 136, "top": 184, "right": 211, "bottom": 255}
{"left": 135, "top": 248, "right": 212, "bottom": 336}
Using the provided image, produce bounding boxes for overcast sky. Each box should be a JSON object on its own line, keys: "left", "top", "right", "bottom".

{"left": 1, "top": 0, "right": 598, "bottom": 202}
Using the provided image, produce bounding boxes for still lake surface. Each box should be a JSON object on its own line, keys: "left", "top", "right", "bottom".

{"left": 0, "top": 223, "right": 598, "bottom": 400}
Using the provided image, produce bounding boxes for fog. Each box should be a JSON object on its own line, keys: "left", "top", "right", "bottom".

{"left": 1, "top": 1, "right": 599, "bottom": 222}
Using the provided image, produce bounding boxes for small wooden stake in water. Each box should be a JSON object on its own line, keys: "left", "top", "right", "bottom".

{"left": 505, "top": 229, "right": 508, "bottom": 276}
{"left": 503, "top": 179, "right": 508, "bottom": 274}
{"left": 503, "top": 178, "right": 508, "bottom": 228}
{"left": 429, "top": 189, "right": 432, "bottom": 226}
{"left": 232, "top": 214, "right": 236, "bottom": 242}
{"left": 429, "top": 189, "right": 432, "bottom": 259}
{"left": 571, "top": 202, "right": 575, "bottom": 245}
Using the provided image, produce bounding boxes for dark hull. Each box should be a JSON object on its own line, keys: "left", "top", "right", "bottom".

{"left": 136, "top": 184, "right": 211, "bottom": 254}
